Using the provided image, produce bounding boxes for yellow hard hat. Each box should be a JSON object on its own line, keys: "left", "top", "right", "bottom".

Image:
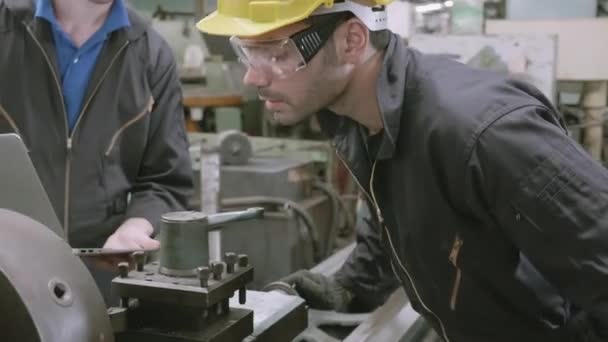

{"left": 196, "top": 0, "right": 394, "bottom": 38}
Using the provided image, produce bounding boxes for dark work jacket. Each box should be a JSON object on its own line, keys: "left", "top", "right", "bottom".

{"left": 0, "top": 0, "right": 193, "bottom": 247}
{"left": 322, "top": 33, "right": 608, "bottom": 342}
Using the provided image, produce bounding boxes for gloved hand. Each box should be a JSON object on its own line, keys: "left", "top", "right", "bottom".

{"left": 280, "top": 270, "right": 353, "bottom": 312}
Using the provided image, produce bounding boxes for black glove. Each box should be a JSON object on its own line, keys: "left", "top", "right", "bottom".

{"left": 562, "top": 311, "right": 607, "bottom": 342}
{"left": 280, "top": 270, "right": 353, "bottom": 312}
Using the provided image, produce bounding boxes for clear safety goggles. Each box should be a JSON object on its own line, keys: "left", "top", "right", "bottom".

{"left": 229, "top": 13, "right": 350, "bottom": 80}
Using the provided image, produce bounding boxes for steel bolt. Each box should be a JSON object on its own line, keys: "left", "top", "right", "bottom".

{"left": 118, "top": 262, "right": 129, "bottom": 278}
{"left": 198, "top": 266, "right": 210, "bottom": 287}
{"left": 239, "top": 287, "right": 247, "bottom": 305}
{"left": 211, "top": 261, "right": 224, "bottom": 281}
{"left": 237, "top": 254, "right": 249, "bottom": 268}
{"left": 133, "top": 251, "right": 145, "bottom": 272}
{"left": 225, "top": 252, "right": 237, "bottom": 273}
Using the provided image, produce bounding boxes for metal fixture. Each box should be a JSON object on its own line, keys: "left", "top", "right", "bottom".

{"left": 158, "top": 207, "right": 264, "bottom": 277}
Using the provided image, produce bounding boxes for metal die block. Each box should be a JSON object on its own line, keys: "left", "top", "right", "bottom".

{"left": 111, "top": 263, "right": 253, "bottom": 309}
{"left": 115, "top": 307, "right": 253, "bottom": 342}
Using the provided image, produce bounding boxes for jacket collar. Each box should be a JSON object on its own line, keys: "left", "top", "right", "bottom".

{"left": 375, "top": 33, "right": 410, "bottom": 160}
{"left": 4, "top": 0, "right": 147, "bottom": 41}
{"left": 317, "top": 33, "right": 410, "bottom": 162}
{"left": 316, "top": 33, "right": 410, "bottom": 189}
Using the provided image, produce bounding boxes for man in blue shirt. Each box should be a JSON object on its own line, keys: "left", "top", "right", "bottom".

{"left": 0, "top": 0, "right": 193, "bottom": 302}
{"left": 31, "top": 0, "right": 171, "bottom": 255}
{"left": 35, "top": 0, "right": 131, "bottom": 136}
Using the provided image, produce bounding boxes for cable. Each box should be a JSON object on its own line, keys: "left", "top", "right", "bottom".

{"left": 312, "top": 181, "right": 356, "bottom": 257}
{"left": 221, "top": 196, "right": 322, "bottom": 262}
{"left": 313, "top": 181, "right": 340, "bottom": 258}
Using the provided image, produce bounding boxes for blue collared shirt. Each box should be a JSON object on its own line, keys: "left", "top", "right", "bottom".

{"left": 35, "top": 0, "right": 130, "bottom": 133}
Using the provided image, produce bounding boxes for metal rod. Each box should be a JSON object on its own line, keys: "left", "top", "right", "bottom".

{"left": 239, "top": 287, "right": 247, "bottom": 304}
{"left": 206, "top": 208, "right": 264, "bottom": 229}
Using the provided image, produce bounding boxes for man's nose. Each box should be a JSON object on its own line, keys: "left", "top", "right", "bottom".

{"left": 243, "top": 66, "right": 271, "bottom": 88}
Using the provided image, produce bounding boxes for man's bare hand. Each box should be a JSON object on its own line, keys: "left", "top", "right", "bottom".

{"left": 103, "top": 218, "right": 160, "bottom": 251}
{"left": 90, "top": 218, "right": 159, "bottom": 271}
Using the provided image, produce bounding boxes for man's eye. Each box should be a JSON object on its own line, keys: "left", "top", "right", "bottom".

{"left": 271, "top": 52, "right": 289, "bottom": 63}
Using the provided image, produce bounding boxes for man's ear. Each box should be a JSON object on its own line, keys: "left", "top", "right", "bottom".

{"left": 334, "top": 18, "right": 370, "bottom": 65}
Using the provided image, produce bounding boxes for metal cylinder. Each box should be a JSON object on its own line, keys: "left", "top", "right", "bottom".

{"left": 159, "top": 211, "right": 210, "bottom": 277}
{"left": 239, "top": 287, "right": 247, "bottom": 305}
{"left": 218, "top": 130, "right": 253, "bottom": 166}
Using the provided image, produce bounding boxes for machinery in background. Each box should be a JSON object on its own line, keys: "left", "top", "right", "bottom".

{"left": 486, "top": 18, "right": 608, "bottom": 164}
{"left": 188, "top": 131, "right": 356, "bottom": 290}
{"left": 133, "top": 1, "right": 263, "bottom": 135}
{"left": 408, "top": 33, "right": 558, "bottom": 103}
{"left": 0, "top": 207, "right": 308, "bottom": 342}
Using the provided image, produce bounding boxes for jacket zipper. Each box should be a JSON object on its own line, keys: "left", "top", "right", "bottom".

{"left": 449, "top": 234, "right": 464, "bottom": 311}
{"left": 0, "top": 105, "right": 23, "bottom": 137}
{"left": 25, "top": 25, "right": 71, "bottom": 237}
{"left": 334, "top": 151, "right": 451, "bottom": 342}
{"left": 26, "top": 24, "right": 130, "bottom": 239}
{"left": 369, "top": 162, "right": 451, "bottom": 342}
{"left": 105, "top": 96, "right": 154, "bottom": 156}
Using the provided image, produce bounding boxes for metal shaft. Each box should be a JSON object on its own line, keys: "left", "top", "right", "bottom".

{"left": 239, "top": 287, "right": 247, "bottom": 304}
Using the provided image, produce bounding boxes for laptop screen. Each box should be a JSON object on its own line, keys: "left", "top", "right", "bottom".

{"left": 0, "top": 134, "right": 65, "bottom": 239}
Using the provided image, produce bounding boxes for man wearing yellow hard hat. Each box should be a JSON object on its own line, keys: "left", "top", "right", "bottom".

{"left": 197, "top": 1, "right": 608, "bottom": 341}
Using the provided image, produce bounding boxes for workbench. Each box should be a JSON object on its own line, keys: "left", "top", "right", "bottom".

{"left": 182, "top": 84, "right": 244, "bottom": 108}
{"left": 181, "top": 84, "right": 246, "bottom": 132}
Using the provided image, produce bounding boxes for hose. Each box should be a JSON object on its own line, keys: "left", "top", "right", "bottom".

{"left": 312, "top": 181, "right": 343, "bottom": 258}
{"left": 221, "top": 196, "right": 322, "bottom": 262}
{"left": 315, "top": 182, "right": 357, "bottom": 245}
{"left": 337, "top": 194, "right": 356, "bottom": 237}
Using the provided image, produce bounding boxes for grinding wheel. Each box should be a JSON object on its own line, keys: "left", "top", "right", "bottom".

{"left": 0, "top": 209, "right": 113, "bottom": 342}
{"left": 217, "top": 130, "right": 253, "bottom": 165}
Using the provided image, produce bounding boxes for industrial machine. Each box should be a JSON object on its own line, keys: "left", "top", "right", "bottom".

{"left": 188, "top": 131, "right": 352, "bottom": 290}
{"left": 0, "top": 207, "right": 308, "bottom": 342}
{"left": 111, "top": 208, "right": 262, "bottom": 342}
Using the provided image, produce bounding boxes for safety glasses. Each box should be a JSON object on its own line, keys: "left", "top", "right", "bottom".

{"left": 229, "top": 13, "right": 349, "bottom": 80}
